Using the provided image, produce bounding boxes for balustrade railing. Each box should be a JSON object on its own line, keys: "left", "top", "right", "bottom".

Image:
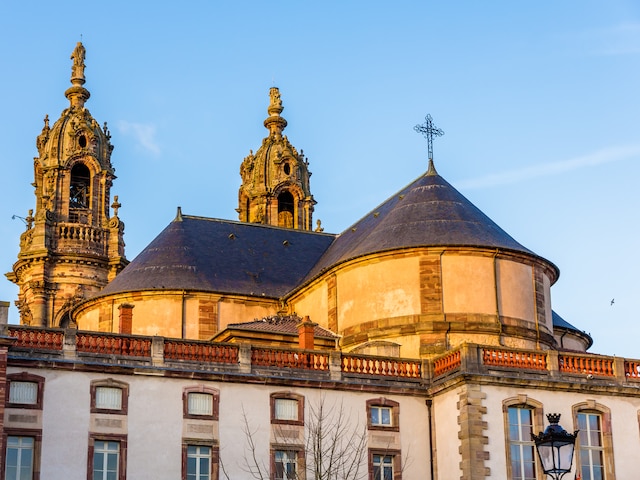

{"left": 559, "top": 354, "right": 614, "bottom": 376}
{"left": 76, "top": 332, "right": 151, "bottom": 357}
{"left": 165, "top": 339, "right": 238, "bottom": 363}
{"left": 433, "top": 349, "right": 461, "bottom": 376}
{"left": 251, "top": 347, "right": 329, "bottom": 370}
{"left": 7, "top": 326, "right": 63, "bottom": 351}
{"left": 482, "top": 348, "right": 547, "bottom": 371}
{"left": 341, "top": 354, "right": 421, "bottom": 378}
{"left": 6, "top": 326, "right": 640, "bottom": 384}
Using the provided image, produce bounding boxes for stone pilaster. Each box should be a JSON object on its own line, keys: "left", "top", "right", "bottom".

{"left": 457, "top": 384, "right": 489, "bottom": 480}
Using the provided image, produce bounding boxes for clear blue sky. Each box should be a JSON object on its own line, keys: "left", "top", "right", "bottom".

{"left": 1, "top": 1, "right": 639, "bottom": 357}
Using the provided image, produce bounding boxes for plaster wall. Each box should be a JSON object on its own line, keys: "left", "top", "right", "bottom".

{"left": 496, "top": 259, "right": 534, "bottom": 322}
{"left": 9, "top": 366, "right": 430, "bottom": 479}
{"left": 336, "top": 256, "right": 420, "bottom": 331}
{"left": 217, "top": 299, "right": 278, "bottom": 329}
{"left": 289, "top": 281, "right": 328, "bottom": 327}
{"left": 442, "top": 255, "right": 496, "bottom": 315}
{"left": 482, "top": 384, "right": 640, "bottom": 480}
{"left": 432, "top": 387, "right": 462, "bottom": 480}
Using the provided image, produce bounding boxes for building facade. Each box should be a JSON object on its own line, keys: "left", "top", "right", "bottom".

{"left": 1, "top": 43, "right": 639, "bottom": 480}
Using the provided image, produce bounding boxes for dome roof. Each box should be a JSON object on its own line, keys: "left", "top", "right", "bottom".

{"left": 96, "top": 211, "right": 335, "bottom": 299}
{"left": 304, "top": 161, "right": 559, "bottom": 282}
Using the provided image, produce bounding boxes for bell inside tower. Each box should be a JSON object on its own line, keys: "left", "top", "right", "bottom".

{"left": 278, "top": 191, "right": 294, "bottom": 228}
{"left": 69, "top": 163, "right": 90, "bottom": 212}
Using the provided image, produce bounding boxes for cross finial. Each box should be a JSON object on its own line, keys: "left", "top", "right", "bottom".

{"left": 414, "top": 114, "right": 444, "bottom": 163}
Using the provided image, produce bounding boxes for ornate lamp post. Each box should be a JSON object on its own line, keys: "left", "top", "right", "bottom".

{"left": 532, "top": 414, "right": 578, "bottom": 480}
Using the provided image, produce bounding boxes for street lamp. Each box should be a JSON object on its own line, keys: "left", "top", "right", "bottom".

{"left": 532, "top": 413, "right": 578, "bottom": 480}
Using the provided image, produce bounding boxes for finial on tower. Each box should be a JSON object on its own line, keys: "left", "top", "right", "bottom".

{"left": 414, "top": 114, "right": 444, "bottom": 173}
{"left": 65, "top": 42, "right": 90, "bottom": 108}
{"left": 264, "top": 87, "right": 287, "bottom": 138}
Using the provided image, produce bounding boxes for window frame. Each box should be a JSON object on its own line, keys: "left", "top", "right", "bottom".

{"left": 366, "top": 398, "right": 399, "bottom": 432}
{"left": 182, "top": 441, "right": 219, "bottom": 480}
{"left": 368, "top": 448, "right": 401, "bottom": 480}
{"left": 1, "top": 429, "right": 42, "bottom": 480}
{"left": 573, "top": 401, "right": 615, "bottom": 480}
{"left": 502, "top": 395, "right": 543, "bottom": 480}
{"left": 6, "top": 373, "right": 45, "bottom": 410}
{"left": 87, "top": 433, "right": 127, "bottom": 480}
{"left": 183, "top": 386, "right": 219, "bottom": 420}
{"left": 270, "top": 445, "right": 305, "bottom": 480}
{"left": 270, "top": 392, "right": 304, "bottom": 426}
{"left": 90, "top": 379, "right": 129, "bottom": 415}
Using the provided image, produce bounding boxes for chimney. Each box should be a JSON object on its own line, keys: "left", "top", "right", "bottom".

{"left": 118, "top": 304, "right": 134, "bottom": 334}
{"left": 298, "top": 315, "right": 317, "bottom": 350}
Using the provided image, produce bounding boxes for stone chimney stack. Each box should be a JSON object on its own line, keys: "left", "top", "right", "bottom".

{"left": 298, "top": 316, "right": 317, "bottom": 350}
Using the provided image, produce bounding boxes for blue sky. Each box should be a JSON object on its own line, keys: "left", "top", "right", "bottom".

{"left": 1, "top": 1, "right": 639, "bottom": 357}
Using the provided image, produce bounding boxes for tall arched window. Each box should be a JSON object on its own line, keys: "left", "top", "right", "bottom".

{"left": 277, "top": 191, "right": 294, "bottom": 228}
{"left": 69, "top": 163, "right": 90, "bottom": 209}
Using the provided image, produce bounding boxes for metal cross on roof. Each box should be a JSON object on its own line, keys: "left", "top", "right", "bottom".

{"left": 414, "top": 114, "right": 444, "bottom": 161}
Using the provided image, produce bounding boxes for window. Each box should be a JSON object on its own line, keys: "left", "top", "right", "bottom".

{"left": 5, "top": 436, "right": 34, "bottom": 480}
{"left": 271, "top": 393, "right": 304, "bottom": 426}
{"left": 368, "top": 450, "right": 401, "bottom": 480}
{"left": 573, "top": 402, "right": 615, "bottom": 480}
{"left": 6, "top": 373, "right": 44, "bottom": 409}
{"left": 90, "top": 380, "right": 128, "bottom": 415}
{"left": 93, "top": 441, "right": 119, "bottom": 480}
{"left": 188, "top": 393, "right": 213, "bottom": 416}
{"left": 274, "top": 449, "right": 299, "bottom": 480}
{"left": 578, "top": 413, "right": 605, "bottom": 480}
{"left": 183, "top": 387, "right": 219, "bottom": 420}
{"left": 507, "top": 407, "right": 536, "bottom": 480}
{"left": 9, "top": 382, "right": 38, "bottom": 405}
{"left": 69, "top": 163, "right": 90, "bottom": 209}
{"left": 366, "top": 398, "right": 399, "bottom": 432}
{"left": 502, "top": 396, "right": 543, "bottom": 480}
{"left": 88, "top": 435, "right": 126, "bottom": 480}
{"left": 372, "top": 454, "right": 393, "bottom": 480}
{"left": 186, "top": 445, "right": 211, "bottom": 480}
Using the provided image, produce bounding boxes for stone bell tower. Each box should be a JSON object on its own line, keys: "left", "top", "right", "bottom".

{"left": 237, "top": 87, "right": 316, "bottom": 230}
{"left": 5, "top": 42, "right": 128, "bottom": 328}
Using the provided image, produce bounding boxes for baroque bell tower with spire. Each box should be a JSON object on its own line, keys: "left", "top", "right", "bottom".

{"left": 5, "top": 42, "right": 128, "bottom": 328}
{"left": 237, "top": 87, "right": 316, "bottom": 230}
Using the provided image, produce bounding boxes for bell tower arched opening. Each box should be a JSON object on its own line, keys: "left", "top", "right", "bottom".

{"left": 70, "top": 163, "right": 90, "bottom": 210}
{"left": 278, "top": 191, "right": 295, "bottom": 228}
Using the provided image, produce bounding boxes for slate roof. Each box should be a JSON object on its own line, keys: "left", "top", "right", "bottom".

{"left": 226, "top": 315, "right": 338, "bottom": 338}
{"left": 97, "top": 213, "right": 336, "bottom": 298}
{"left": 552, "top": 310, "right": 593, "bottom": 349}
{"left": 98, "top": 165, "right": 557, "bottom": 299}
{"left": 302, "top": 164, "right": 557, "bottom": 283}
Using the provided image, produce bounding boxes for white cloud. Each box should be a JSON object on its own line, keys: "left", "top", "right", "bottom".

{"left": 456, "top": 145, "right": 640, "bottom": 190}
{"left": 116, "top": 121, "right": 161, "bottom": 156}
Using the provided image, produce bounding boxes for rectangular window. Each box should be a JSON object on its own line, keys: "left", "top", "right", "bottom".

{"left": 372, "top": 454, "right": 393, "bottom": 480}
{"left": 95, "top": 387, "right": 123, "bottom": 411}
{"left": 274, "top": 399, "right": 299, "bottom": 421}
{"left": 186, "top": 445, "right": 211, "bottom": 480}
{"left": 9, "top": 382, "right": 38, "bottom": 405}
{"left": 578, "top": 413, "right": 605, "bottom": 480}
{"left": 5, "top": 436, "right": 34, "bottom": 480}
{"left": 187, "top": 393, "right": 213, "bottom": 416}
{"left": 93, "top": 440, "right": 120, "bottom": 480}
{"left": 274, "top": 450, "right": 297, "bottom": 480}
{"left": 370, "top": 406, "right": 392, "bottom": 426}
{"left": 508, "top": 407, "right": 536, "bottom": 480}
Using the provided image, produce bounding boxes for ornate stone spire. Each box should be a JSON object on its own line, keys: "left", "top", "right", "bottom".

{"left": 264, "top": 87, "right": 288, "bottom": 138}
{"left": 65, "top": 42, "right": 90, "bottom": 109}
{"left": 237, "top": 88, "right": 316, "bottom": 230}
{"left": 6, "top": 43, "right": 128, "bottom": 328}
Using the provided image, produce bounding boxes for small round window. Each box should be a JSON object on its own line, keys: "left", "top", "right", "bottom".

{"left": 79, "top": 135, "right": 87, "bottom": 148}
{"left": 283, "top": 163, "right": 291, "bottom": 175}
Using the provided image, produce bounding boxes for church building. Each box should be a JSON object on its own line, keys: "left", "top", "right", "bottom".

{"left": 1, "top": 43, "right": 638, "bottom": 480}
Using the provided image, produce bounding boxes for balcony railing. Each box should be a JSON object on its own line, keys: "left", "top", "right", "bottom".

{"left": 4, "top": 325, "right": 639, "bottom": 386}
